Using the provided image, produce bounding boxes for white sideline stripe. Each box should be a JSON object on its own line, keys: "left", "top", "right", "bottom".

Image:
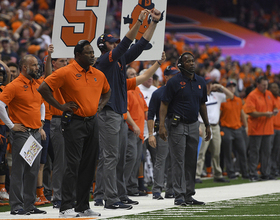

{"left": 0, "top": 180, "right": 279, "bottom": 219}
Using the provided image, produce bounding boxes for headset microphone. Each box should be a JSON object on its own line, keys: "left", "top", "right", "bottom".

{"left": 178, "top": 63, "right": 194, "bottom": 75}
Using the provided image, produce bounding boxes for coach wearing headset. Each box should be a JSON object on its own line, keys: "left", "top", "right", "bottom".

{"left": 94, "top": 9, "right": 162, "bottom": 210}
{"left": 159, "top": 52, "right": 211, "bottom": 206}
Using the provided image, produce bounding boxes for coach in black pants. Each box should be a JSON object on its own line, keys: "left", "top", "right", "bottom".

{"left": 159, "top": 52, "right": 211, "bottom": 206}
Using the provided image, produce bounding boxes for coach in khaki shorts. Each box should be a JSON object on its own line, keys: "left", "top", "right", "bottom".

{"left": 39, "top": 40, "right": 111, "bottom": 218}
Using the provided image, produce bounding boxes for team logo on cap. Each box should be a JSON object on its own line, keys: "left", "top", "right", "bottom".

{"left": 198, "top": 85, "right": 201, "bottom": 89}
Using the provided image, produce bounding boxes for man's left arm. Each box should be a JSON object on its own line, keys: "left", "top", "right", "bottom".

{"left": 199, "top": 103, "right": 211, "bottom": 141}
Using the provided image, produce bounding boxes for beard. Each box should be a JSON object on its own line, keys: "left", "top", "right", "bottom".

{"left": 27, "top": 69, "right": 37, "bottom": 79}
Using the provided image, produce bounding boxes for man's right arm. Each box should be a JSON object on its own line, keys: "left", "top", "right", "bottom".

{"left": 125, "top": 9, "right": 149, "bottom": 41}
{"left": 38, "top": 82, "right": 78, "bottom": 112}
{"left": 159, "top": 101, "right": 168, "bottom": 141}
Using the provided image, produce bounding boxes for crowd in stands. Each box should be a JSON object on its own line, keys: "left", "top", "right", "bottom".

{"left": 0, "top": 0, "right": 279, "bottom": 217}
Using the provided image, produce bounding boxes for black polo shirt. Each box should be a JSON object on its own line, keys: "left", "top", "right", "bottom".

{"left": 161, "top": 73, "right": 207, "bottom": 122}
{"left": 148, "top": 85, "right": 165, "bottom": 121}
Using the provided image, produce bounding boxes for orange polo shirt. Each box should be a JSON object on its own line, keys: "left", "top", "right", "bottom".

{"left": 44, "top": 60, "right": 110, "bottom": 117}
{"left": 127, "top": 87, "right": 148, "bottom": 140}
{"left": 36, "top": 76, "right": 52, "bottom": 121}
{"left": 0, "top": 73, "right": 43, "bottom": 129}
{"left": 220, "top": 96, "right": 243, "bottom": 129}
{"left": 272, "top": 95, "right": 280, "bottom": 130}
{"left": 243, "top": 88, "right": 275, "bottom": 136}
{"left": 123, "top": 78, "right": 137, "bottom": 120}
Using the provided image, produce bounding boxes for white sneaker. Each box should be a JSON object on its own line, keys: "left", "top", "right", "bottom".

{"left": 0, "top": 188, "right": 9, "bottom": 201}
{"left": 59, "top": 209, "right": 80, "bottom": 218}
{"left": 78, "top": 208, "right": 101, "bottom": 217}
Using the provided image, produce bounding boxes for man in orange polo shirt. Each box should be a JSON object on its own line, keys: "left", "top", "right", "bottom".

{"left": 220, "top": 80, "right": 249, "bottom": 179}
{"left": 124, "top": 67, "right": 148, "bottom": 196}
{"left": 38, "top": 40, "right": 111, "bottom": 218}
{"left": 243, "top": 76, "right": 278, "bottom": 181}
{"left": 43, "top": 45, "right": 68, "bottom": 209}
{"left": 0, "top": 55, "right": 47, "bottom": 215}
{"left": 269, "top": 82, "right": 280, "bottom": 178}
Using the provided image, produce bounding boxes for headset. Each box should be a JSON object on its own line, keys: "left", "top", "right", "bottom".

{"left": 256, "top": 75, "right": 268, "bottom": 84}
{"left": 177, "top": 52, "right": 195, "bottom": 75}
{"left": 0, "top": 66, "right": 7, "bottom": 85}
{"left": 98, "top": 34, "right": 107, "bottom": 52}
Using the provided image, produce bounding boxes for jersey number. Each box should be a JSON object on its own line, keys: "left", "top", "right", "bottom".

{"left": 61, "top": 0, "right": 99, "bottom": 46}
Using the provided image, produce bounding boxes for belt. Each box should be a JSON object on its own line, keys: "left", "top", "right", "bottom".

{"left": 168, "top": 115, "right": 196, "bottom": 124}
{"left": 52, "top": 115, "right": 62, "bottom": 118}
{"left": 210, "top": 124, "right": 218, "bottom": 126}
{"left": 72, "top": 114, "right": 95, "bottom": 121}
{"left": 27, "top": 128, "right": 39, "bottom": 133}
{"left": 181, "top": 118, "right": 197, "bottom": 124}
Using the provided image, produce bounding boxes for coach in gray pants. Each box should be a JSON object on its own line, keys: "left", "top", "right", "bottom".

{"left": 159, "top": 52, "right": 211, "bottom": 206}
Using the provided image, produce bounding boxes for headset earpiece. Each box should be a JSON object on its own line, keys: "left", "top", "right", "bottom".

{"left": 98, "top": 34, "right": 107, "bottom": 52}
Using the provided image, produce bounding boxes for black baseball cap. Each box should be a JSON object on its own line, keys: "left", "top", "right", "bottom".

{"left": 164, "top": 66, "right": 180, "bottom": 76}
{"left": 97, "top": 34, "right": 120, "bottom": 47}
{"left": 226, "top": 79, "right": 237, "bottom": 87}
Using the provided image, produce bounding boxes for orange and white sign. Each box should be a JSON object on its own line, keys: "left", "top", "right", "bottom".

{"left": 52, "top": 0, "right": 107, "bottom": 58}
{"left": 120, "top": 0, "right": 167, "bottom": 61}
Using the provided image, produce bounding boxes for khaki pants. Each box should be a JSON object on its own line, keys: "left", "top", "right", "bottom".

{"left": 196, "top": 124, "right": 223, "bottom": 179}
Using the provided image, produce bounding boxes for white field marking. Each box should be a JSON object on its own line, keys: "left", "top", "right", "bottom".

{"left": 0, "top": 180, "right": 279, "bottom": 219}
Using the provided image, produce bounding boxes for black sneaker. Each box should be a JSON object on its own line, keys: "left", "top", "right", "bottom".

{"left": 128, "top": 191, "right": 147, "bottom": 196}
{"left": 11, "top": 209, "right": 30, "bottom": 215}
{"left": 153, "top": 193, "right": 164, "bottom": 200}
{"left": 94, "top": 199, "right": 104, "bottom": 206}
{"left": 214, "top": 178, "right": 230, "bottom": 183}
{"left": 185, "top": 198, "right": 205, "bottom": 205}
{"left": 249, "top": 176, "right": 259, "bottom": 182}
{"left": 195, "top": 178, "right": 203, "bottom": 183}
{"left": 105, "top": 201, "right": 133, "bottom": 210}
{"left": 228, "top": 175, "right": 238, "bottom": 180}
{"left": 121, "top": 198, "right": 139, "bottom": 205}
{"left": 164, "top": 193, "right": 175, "bottom": 198}
{"left": 52, "top": 200, "right": 61, "bottom": 209}
{"left": 174, "top": 200, "right": 187, "bottom": 206}
{"left": 29, "top": 207, "right": 47, "bottom": 214}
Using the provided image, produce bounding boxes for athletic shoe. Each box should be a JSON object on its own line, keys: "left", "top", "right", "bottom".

{"left": 128, "top": 191, "right": 147, "bottom": 196}
{"left": 121, "top": 198, "right": 139, "bottom": 205}
{"left": 185, "top": 198, "right": 205, "bottom": 205}
{"left": 11, "top": 209, "right": 30, "bottom": 215}
{"left": 195, "top": 178, "right": 203, "bottom": 184}
{"left": 94, "top": 199, "right": 103, "bottom": 206}
{"left": 59, "top": 208, "right": 80, "bottom": 218}
{"left": 153, "top": 193, "right": 163, "bottom": 200}
{"left": 0, "top": 188, "right": 9, "bottom": 201}
{"left": 34, "top": 196, "right": 46, "bottom": 206}
{"left": 37, "top": 194, "right": 51, "bottom": 204}
{"left": 104, "top": 201, "right": 133, "bottom": 210}
{"left": 249, "top": 176, "right": 259, "bottom": 182}
{"left": 78, "top": 208, "right": 101, "bottom": 217}
{"left": 164, "top": 193, "right": 175, "bottom": 199}
{"left": 213, "top": 178, "right": 230, "bottom": 183}
{"left": 29, "top": 207, "right": 47, "bottom": 214}
{"left": 52, "top": 200, "right": 61, "bottom": 209}
{"left": 174, "top": 200, "right": 187, "bottom": 206}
